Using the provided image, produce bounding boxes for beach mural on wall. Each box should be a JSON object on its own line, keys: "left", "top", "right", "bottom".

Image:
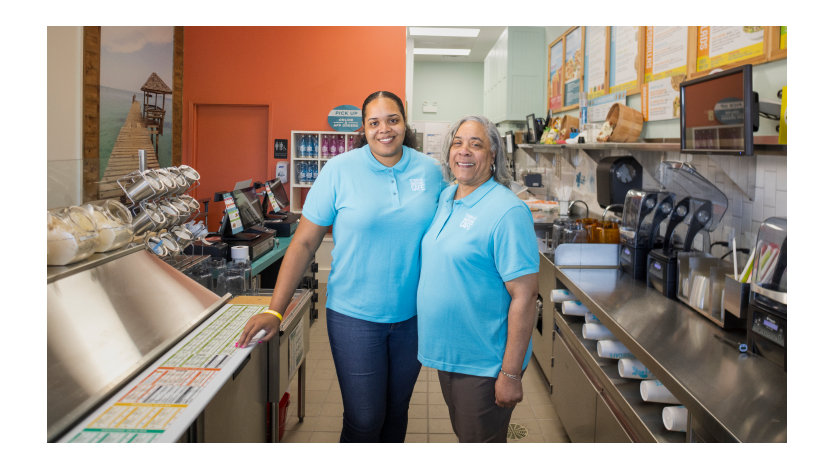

{"left": 98, "top": 27, "right": 174, "bottom": 199}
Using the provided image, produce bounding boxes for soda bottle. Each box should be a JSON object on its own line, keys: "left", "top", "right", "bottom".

{"left": 321, "top": 135, "right": 328, "bottom": 157}
{"left": 338, "top": 135, "right": 345, "bottom": 154}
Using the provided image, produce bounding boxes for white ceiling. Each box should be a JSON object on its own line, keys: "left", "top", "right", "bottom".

{"left": 409, "top": 26, "right": 507, "bottom": 63}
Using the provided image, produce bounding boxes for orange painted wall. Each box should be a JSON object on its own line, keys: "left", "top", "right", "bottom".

{"left": 181, "top": 26, "right": 407, "bottom": 177}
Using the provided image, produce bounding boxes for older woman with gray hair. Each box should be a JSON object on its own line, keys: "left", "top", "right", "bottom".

{"left": 416, "top": 115, "right": 539, "bottom": 442}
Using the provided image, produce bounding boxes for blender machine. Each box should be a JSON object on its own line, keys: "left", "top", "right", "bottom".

{"left": 646, "top": 162, "right": 728, "bottom": 298}
{"left": 619, "top": 190, "right": 675, "bottom": 280}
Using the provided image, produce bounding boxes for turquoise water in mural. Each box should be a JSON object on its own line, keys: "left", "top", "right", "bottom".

{"left": 99, "top": 86, "right": 172, "bottom": 178}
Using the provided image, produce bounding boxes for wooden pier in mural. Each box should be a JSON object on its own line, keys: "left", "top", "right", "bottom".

{"left": 98, "top": 99, "right": 160, "bottom": 199}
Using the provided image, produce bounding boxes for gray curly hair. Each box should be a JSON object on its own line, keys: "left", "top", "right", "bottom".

{"left": 440, "top": 115, "right": 512, "bottom": 188}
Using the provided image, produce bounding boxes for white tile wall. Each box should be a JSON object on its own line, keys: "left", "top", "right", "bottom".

{"left": 513, "top": 148, "right": 788, "bottom": 259}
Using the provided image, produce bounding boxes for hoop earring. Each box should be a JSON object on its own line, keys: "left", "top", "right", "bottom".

{"left": 491, "top": 163, "right": 496, "bottom": 174}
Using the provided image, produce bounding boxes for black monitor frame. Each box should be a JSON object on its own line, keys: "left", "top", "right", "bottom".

{"left": 217, "top": 185, "right": 265, "bottom": 237}
{"left": 261, "top": 178, "right": 290, "bottom": 215}
{"left": 680, "top": 64, "right": 758, "bottom": 156}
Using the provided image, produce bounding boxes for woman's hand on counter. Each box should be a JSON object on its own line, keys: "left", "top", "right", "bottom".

{"left": 494, "top": 373, "right": 523, "bottom": 408}
{"left": 236, "top": 313, "right": 280, "bottom": 348}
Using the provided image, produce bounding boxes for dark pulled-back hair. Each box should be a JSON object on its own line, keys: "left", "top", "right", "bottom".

{"left": 356, "top": 91, "right": 418, "bottom": 149}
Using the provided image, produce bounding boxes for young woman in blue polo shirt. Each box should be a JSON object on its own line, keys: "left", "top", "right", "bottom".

{"left": 417, "top": 115, "right": 539, "bottom": 443}
{"left": 237, "top": 91, "right": 445, "bottom": 442}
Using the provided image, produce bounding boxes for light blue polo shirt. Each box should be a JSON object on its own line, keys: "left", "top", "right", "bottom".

{"left": 417, "top": 178, "right": 539, "bottom": 377}
{"left": 303, "top": 145, "right": 445, "bottom": 323}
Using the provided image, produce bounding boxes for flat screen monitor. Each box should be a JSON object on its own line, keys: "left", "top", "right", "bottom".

{"left": 680, "top": 64, "right": 758, "bottom": 156}
{"left": 262, "top": 178, "right": 290, "bottom": 214}
{"left": 220, "top": 185, "right": 265, "bottom": 236}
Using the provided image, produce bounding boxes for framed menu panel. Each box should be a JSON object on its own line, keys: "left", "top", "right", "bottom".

{"left": 584, "top": 26, "right": 609, "bottom": 99}
{"left": 768, "top": 26, "right": 787, "bottom": 61}
{"left": 548, "top": 38, "right": 564, "bottom": 112}
{"left": 692, "top": 26, "right": 768, "bottom": 77}
{"left": 609, "top": 26, "right": 644, "bottom": 96}
{"left": 563, "top": 27, "right": 584, "bottom": 108}
{"left": 642, "top": 26, "right": 690, "bottom": 122}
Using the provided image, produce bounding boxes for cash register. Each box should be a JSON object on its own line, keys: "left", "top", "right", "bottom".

{"left": 214, "top": 182, "right": 277, "bottom": 261}
{"left": 259, "top": 177, "right": 300, "bottom": 237}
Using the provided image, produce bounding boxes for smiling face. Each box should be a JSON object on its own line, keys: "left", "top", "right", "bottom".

{"left": 363, "top": 97, "right": 406, "bottom": 163}
{"left": 449, "top": 120, "right": 495, "bottom": 192}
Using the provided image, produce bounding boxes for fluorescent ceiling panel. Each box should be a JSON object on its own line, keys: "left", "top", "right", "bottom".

{"left": 409, "top": 27, "right": 480, "bottom": 38}
{"left": 413, "top": 48, "right": 471, "bottom": 56}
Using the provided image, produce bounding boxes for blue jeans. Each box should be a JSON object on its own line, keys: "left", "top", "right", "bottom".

{"left": 326, "top": 308, "right": 421, "bottom": 443}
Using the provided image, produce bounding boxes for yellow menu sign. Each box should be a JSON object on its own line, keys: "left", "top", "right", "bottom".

{"left": 696, "top": 26, "right": 766, "bottom": 72}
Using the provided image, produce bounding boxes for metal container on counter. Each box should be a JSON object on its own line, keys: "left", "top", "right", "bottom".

{"left": 747, "top": 217, "right": 787, "bottom": 370}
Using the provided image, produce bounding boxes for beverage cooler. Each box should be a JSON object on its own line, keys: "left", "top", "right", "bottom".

{"left": 289, "top": 130, "right": 360, "bottom": 212}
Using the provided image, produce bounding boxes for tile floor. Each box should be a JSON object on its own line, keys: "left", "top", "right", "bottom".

{"left": 280, "top": 289, "right": 570, "bottom": 443}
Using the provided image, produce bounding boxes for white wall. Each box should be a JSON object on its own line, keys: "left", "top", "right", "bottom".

{"left": 47, "top": 26, "right": 84, "bottom": 209}
{"left": 411, "top": 61, "right": 484, "bottom": 122}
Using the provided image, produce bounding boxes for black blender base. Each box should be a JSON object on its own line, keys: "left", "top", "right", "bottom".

{"left": 647, "top": 249, "right": 677, "bottom": 298}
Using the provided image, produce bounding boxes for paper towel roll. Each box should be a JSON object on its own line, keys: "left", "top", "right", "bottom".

{"left": 550, "top": 289, "right": 577, "bottom": 303}
{"left": 582, "top": 322, "right": 615, "bottom": 340}
{"left": 617, "top": 358, "right": 655, "bottom": 379}
{"left": 640, "top": 380, "right": 680, "bottom": 404}
{"left": 662, "top": 406, "right": 688, "bottom": 432}
{"left": 562, "top": 300, "right": 589, "bottom": 316}
{"left": 584, "top": 312, "right": 601, "bottom": 323}
{"left": 231, "top": 245, "right": 250, "bottom": 261}
{"left": 596, "top": 340, "right": 635, "bottom": 359}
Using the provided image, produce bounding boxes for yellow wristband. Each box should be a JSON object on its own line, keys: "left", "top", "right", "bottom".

{"left": 263, "top": 309, "right": 283, "bottom": 321}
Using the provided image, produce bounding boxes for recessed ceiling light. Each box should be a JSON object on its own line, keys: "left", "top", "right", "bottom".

{"left": 409, "top": 27, "right": 480, "bottom": 38}
{"left": 413, "top": 48, "right": 471, "bottom": 56}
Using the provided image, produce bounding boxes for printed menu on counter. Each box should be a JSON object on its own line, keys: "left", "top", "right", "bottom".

{"left": 59, "top": 303, "right": 268, "bottom": 443}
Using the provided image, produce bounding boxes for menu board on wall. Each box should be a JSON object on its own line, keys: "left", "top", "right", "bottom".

{"left": 696, "top": 26, "right": 766, "bottom": 73}
{"left": 584, "top": 26, "right": 608, "bottom": 99}
{"left": 564, "top": 27, "right": 583, "bottom": 107}
{"left": 548, "top": 39, "right": 564, "bottom": 112}
{"left": 642, "top": 26, "right": 688, "bottom": 121}
{"left": 609, "top": 26, "right": 642, "bottom": 95}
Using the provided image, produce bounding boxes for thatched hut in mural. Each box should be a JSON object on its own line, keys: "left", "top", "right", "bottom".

{"left": 141, "top": 72, "right": 172, "bottom": 154}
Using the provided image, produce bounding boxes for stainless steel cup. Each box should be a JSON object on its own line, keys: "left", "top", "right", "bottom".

{"left": 178, "top": 165, "right": 201, "bottom": 186}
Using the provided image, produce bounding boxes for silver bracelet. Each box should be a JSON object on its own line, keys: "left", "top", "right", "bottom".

{"left": 500, "top": 369, "right": 522, "bottom": 381}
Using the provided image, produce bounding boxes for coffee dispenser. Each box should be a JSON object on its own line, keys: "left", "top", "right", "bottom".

{"left": 747, "top": 217, "right": 787, "bottom": 370}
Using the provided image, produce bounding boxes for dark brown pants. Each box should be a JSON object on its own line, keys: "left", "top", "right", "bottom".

{"left": 437, "top": 370, "right": 515, "bottom": 443}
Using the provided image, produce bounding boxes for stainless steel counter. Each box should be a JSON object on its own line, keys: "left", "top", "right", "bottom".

{"left": 556, "top": 267, "right": 787, "bottom": 442}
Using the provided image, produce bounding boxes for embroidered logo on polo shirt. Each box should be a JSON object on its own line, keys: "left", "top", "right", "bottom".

{"left": 409, "top": 178, "right": 426, "bottom": 191}
{"left": 460, "top": 213, "right": 477, "bottom": 230}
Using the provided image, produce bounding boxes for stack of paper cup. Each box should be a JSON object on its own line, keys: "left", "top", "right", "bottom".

{"left": 597, "top": 340, "right": 635, "bottom": 359}
{"left": 582, "top": 322, "right": 616, "bottom": 340}
{"left": 617, "top": 358, "right": 655, "bottom": 379}
{"left": 562, "top": 300, "right": 589, "bottom": 316}
{"left": 640, "top": 380, "right": 680, "bottom": 404}
{"left": 584, "top": 312, "right": 601, "bottom": 323}
{"left": 550, "top": 289, "right": 577, "bottom": 303}
{"left": 662, "top": 406, "right": 688, "bottom": 432}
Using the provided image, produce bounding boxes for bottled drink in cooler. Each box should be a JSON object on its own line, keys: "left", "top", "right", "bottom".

{"left": 312, "top": 162, "right": 319, "bottom": 181}
{"left": 321, "top": 135, "right": 330, "bottom": 157}
{"left": 330, "top": 135, "right": 337, "bottom": 156}
{"left": 311, "top": 134, "right": 318, "bottom": 156}
{"left": 338, "top": 135, "right": 345, "bottom": 154}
